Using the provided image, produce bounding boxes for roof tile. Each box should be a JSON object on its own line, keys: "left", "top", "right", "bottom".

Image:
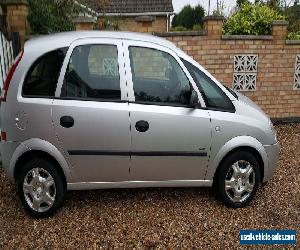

{"left": 83, "top": 0, "right": 173, "bottom": 14}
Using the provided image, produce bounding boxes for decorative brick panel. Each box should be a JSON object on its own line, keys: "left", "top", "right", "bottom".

{"left": 103, "top": 58, "right": 118, "bottom": 76}
{"left": 294, "top": 55, "right": 300, "bottom": 90}
{"left": 233, "top": 55, "right": 258, "bottom": 91}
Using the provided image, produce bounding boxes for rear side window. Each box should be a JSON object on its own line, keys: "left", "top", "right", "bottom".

{"left": 183, "top": 59, "right": 235, "bottom": 112}
{"left": 22, "top": 48, "right": 67, "bottom": 97}
{"left": 61, "top": 44, "right": 121, "bottom": 101}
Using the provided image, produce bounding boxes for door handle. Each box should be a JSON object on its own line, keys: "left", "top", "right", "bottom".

{"left": 135, "top": 120, "right": 149, "bottom": 132}
{"left": 60, "top": 116, "right": 74, "bottom": 128}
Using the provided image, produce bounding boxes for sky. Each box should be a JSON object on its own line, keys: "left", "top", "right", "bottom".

{"left": 172, "top": 0, "right": 254, "bottom": 15}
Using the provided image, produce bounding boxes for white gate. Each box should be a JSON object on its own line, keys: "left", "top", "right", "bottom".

{"left": 0, "top": 30, "right": 14, "bottom": 163}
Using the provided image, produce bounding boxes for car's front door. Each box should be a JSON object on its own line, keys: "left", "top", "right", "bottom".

{"left": 124, "top": 42, "right": 212, "bottom": 182}
{"left": 52, "top": 39, "right": 130, "bottom": 183}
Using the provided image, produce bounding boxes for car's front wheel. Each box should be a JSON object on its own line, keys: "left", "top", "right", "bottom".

{"left": 17, "top": 158, "right": 66, "bottom": 217}
{"left": 214, "top": 151, "right": 260, "bottom": 208}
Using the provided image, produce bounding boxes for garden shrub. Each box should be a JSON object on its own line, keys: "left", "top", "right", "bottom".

{"left": 171, "top": 26, "right": 188, "bottom": 32}
{"left": 287, "top": 31, "right": 300, "bottom": 40}
{"left": 223, "top": 3, "right": 285, "bottom": 36}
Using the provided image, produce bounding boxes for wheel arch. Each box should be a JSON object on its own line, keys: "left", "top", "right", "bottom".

{"left": 207, "top": 136, "right": 268, "bottom": 184}
{"left": 213, "top": 146, "right": 265, "bottom": 184}
{"left": 9, "top": 138, "right": 72, "bottom": 182}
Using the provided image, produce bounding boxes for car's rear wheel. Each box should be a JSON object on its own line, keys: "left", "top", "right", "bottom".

{"left": 17, "top": 158, "right": 66, "bottom": 217}
{"left": 214, "top": 151, "right": 260, "bottom": 208}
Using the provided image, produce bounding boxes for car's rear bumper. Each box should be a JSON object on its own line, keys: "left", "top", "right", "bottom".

{"left": 262, "top": 142, "right": 280, "bottom": 182}
{"left": 0, "top": 141, "right": 21, "bottom": 181}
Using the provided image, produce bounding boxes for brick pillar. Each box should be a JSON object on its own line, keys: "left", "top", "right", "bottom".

{"left": 272, "top": 20, "right": 288, "bottom": 43}
{"left": 203, "top": 16, "right": 225, "bottom": 39}
{"left": 5, "top": 0, "right": 29, "bottom": 48}
{"left": 73, "top": 16, "right": 96, "bottom": 31}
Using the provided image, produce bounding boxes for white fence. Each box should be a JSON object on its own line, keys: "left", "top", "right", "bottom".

{"left": 0, "top": 30, "right": 14, "bottom": 90}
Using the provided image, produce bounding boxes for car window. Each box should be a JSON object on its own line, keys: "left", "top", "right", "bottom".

{"left": 183, "top": 59, "right": 235, "bottom": 112}
{"left": 129, "top": 46, "right": 192, "bottom": 106}
{"left": 22, "top": 48, "right": 67, "bottom": 97}
{"left": 61, "top": 44, "right": 121, "bottom": 100}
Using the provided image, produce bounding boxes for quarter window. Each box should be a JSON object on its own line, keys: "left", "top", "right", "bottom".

{"left": 129, "top": 47, "right": 192, "bottom": 106}
{"left": 22, "top": 48, "right": 67, "bottom": 97}
{"left": 183, "top": 59, "right": 235, "bottom": 112}
{"left": 62, "top": 44, "right": 121, "bottom": 100}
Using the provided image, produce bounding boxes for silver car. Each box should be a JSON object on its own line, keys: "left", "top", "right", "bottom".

{"left": 0, "top": 32, "right": 279, "bottom": 217}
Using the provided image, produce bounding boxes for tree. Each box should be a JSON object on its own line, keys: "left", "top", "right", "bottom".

{"left": 285, "top": 1, "right": 300, "bottom": 32}
{"left": 27, "top": 0, "right": 109, "bottom": 34}
{"left": 213, "top": 0, "right": 226, "bottom": 15}
{"left": 27, "top": 0, "right": 80, "bottom": 34}
{"left": 254, "top": 0, "right": 294, "bottom": 9}
{"left": 237, "top": 0, "right": 250, "bottom": 7}
{"left": 194, "top": 5, "right": 205, "bottom": 25}
{"left": 172, "top": 4, "right": 205, "bottom": 30}
{"left": 256, "top": 0, "right": 299, "bottom": 33}
{"left": 267, "top": 0, "right": 281, "bottom": 10}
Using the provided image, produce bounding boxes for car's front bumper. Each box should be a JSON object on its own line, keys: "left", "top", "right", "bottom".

{"left": 262, "top": 142, "right": 280, "bottom": 182}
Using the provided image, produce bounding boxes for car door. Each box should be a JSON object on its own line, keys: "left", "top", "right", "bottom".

{"left": 52, "top": 38, "right": 131, "bottom": 183}
{"left": 124, "top": 41, "right": 212, "bottom": 182}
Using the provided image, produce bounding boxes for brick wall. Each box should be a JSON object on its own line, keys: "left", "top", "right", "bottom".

{"left": 156, "top": 17, "right": 300, "bottom": 119}
{"left": 5, "top": 0, "right": 28, "bottom": 47}
{"left": 130, "top": 47, "right": 169, "bottom": 79}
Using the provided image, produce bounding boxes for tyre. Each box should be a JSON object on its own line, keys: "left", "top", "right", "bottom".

{"left": 214, "top": 151, "right": 260, "bottom": 208}
{"left": 17, "top": 158, "right": 66, "bottom": 218}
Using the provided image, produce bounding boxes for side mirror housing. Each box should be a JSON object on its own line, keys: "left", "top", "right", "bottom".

{"left": 190, "top": 90, "right": 201, "bottom": 108}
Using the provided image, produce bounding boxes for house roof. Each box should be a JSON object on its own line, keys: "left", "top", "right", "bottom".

{"left": 82, "top": 0, "right": 173, "bottom": 15}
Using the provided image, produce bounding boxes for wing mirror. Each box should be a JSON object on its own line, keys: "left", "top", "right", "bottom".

{"left": 190, "top": 90, "right": 201, "bottom": 108}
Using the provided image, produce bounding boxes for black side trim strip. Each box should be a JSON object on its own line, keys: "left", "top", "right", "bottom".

{"left": 68, "top": 150, "right": 207, "bottom": 157}
{"left": 133, "top": 151, "right": 207, "bottom": 157}
{"left": 69, "top": 150, "right": 130, "bottom": 156}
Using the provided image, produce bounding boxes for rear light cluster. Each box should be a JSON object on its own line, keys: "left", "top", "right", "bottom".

{"left": 0, "top": 51, "right": 24, "bottom": 102}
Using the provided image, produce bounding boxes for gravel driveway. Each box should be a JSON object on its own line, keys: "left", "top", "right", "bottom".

{"left": 0, "top": 124, "right": 299, "bottom": 248}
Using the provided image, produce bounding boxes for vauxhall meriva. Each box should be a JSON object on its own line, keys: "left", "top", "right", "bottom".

{"left": 0, "top": 32, "right": 280, "bottom": 217}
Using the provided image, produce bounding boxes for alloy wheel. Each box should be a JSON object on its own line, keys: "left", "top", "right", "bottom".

{"left": 23, "top": 167, "right": 56, "bottom": 212}
{"left": 224, "top": 160, "right": 255, "bottom": 203}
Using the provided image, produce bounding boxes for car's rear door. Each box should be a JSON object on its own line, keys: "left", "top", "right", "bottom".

{"left": 124, "top": 41, "right": 212, "bottom": 182}
{"left": 52, "top": 38, "right": 131, "bottom": 183}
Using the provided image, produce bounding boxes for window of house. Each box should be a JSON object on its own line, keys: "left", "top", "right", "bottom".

{"left": 62, "top": 44, "right": 121, "bottom": 100}
{"left": 22, "top": 48, "right": 67, "bottom": 97}
{"left": 129, "top": 46, "right": 192, "bottom": 106}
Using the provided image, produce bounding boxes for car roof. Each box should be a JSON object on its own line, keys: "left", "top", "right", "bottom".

{"left": 25, "top": 31, "right": 179, "bottom": 52}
